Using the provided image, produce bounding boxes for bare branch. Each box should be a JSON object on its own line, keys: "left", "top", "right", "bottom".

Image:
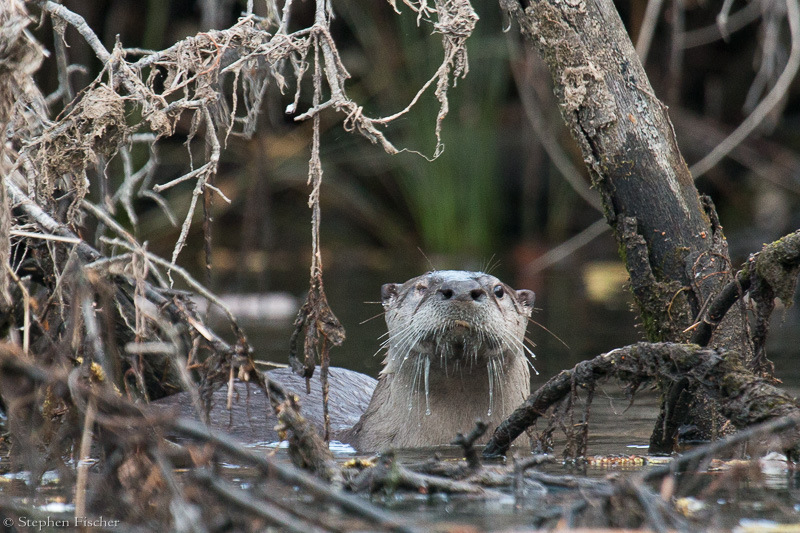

{"left": 690, "top": 0, "right": 800, "bottom": 177}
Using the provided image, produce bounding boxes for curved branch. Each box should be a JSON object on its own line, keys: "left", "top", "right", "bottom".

{"left": 691, "top": 230, "right": 800, "bottom": 346}
{"left": 483, "top": 342, "right": 800, "bottom": 457}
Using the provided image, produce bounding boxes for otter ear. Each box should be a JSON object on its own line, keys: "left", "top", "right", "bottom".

{"left": 516, "top": 289, "right": 535, "bottom": 309}
{"left": 381, "top": 283, "right": 400, "bottom": 302}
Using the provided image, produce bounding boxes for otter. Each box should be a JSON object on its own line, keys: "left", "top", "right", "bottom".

{"left": 156, "top": 271, "right": 535, "bottom": 450}
{"left": 343, "top": 270, "right": 535, "bottom": 449}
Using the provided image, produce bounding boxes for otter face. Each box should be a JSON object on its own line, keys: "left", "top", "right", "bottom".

{"left": 380, "top": 270, "right": 535, "bottom": 370}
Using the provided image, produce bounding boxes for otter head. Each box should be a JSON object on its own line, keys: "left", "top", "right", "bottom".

{"left": 347, "top": 270, "right": 536, "bottom": 449}
{"left": 380, "top": 270, "right": 536, "bottom": 373}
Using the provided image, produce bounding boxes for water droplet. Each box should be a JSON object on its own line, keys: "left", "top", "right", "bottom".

{"left": 424, "top": 356, "right": 431, "bottom": 417}
{"left": 502, "top": 11, "right": 512, "bottom": 33}
{"left": 487, "top": 363, "right": 494, "bottom": 417}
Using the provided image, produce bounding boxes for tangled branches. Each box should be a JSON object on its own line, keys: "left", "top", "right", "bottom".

{"left": 0, "top": 0, "right": 483, "bottom": 527}
{"left": 11, "top": 0, "right": 479, "bottom": 274}
{"left": 0, "top": 0, "right": 481, "bottom": 430}
{"left": 484, "top": 341, "right": 800, "bottom": 458}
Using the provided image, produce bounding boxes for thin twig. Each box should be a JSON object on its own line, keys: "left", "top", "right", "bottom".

{"left": 524, "top": 218, "right": 609, "bottom": 275}
{"left": 74, "top": 398, "right": 96, "bottom": 520}
{"left": 100, "top": 237, "right": 241, "bottom": 330}
{"left": 681, "top": 1, "right": 762, "bottom": 48}
{"left": 690, "top": 0, "right": 800, "bottom": 178}
{"left": 635, "top": 0, "right": 666, "bottom": 63}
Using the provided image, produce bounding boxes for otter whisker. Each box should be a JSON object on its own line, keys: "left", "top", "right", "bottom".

{"left": 505, "top": 329, "right": 538, "bottom": 360}
{"left": 498, "top": 329, "right": 538, "bottom": 375}
{"left": 371, "top": 345, "right": 387, "bottom": 359}
{"left": 408, "top": 352, "right": 422, "bottom": 412}
{"left": 526, "top": 316, "right": 569, "bottom": 349}
{"left": 487, "top": 357, "right": 505, "bottom": 418}
{"left": 495, "top": 357, "right": 506, "bottom": 416}
{"left": 388, "top": 327, "right": 417, "bottom": 356}
{"left": 359, "top": 310, "right": 386, "bottom": 325}
{"left": 523, "top": 335, "right": 538, "bottom": 349}
{"left": 388, "top": 322, "right": 423, "bottom": 362}
{"left": 438, "top": 325, "right": 447, "bottom": 370}
{"left": 395, "top": 342, "right": 417, "bottom": 372}
{"left": 382, "top": 321, "right": 418, "bottom": 354}
{"left": 487, "top": 360, "right": 494, "bottom": 417}
{"left": 483, "top": 254, "right": 501, "bottom": 275}
{"left": 392, "top": 327, "right": 424, "bottom": 370}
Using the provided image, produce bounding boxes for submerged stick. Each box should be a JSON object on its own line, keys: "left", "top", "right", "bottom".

{"left": 191, "top": 470, "right": 332, "bottom": 533}
{"left": 167, "top": 418, "right": 420, "bottom": 533}
{"left": 452, "top": 420, "right": 487, "bottom": 471}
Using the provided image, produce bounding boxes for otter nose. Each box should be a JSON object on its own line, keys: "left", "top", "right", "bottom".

{"left": 437, "top": 280, "right": 486, "bottom": 302}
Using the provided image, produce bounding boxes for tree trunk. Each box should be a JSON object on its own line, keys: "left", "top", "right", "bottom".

{"left": 500, "top": 0, "right": 754, "bottom": 451}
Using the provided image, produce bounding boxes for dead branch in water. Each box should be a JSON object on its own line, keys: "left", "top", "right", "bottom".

{"left": 452, "top": 419, "right": 487, "bottom": 471}
{"left": 484, "top": 342, "right": 800, "bottom": 458}
{"left": 0, "top": 342, "right": 419, "bottom": 532}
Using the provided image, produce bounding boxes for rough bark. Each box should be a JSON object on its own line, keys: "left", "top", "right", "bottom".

{"left": 483, "top": 231, "right": 800, "bottom": 457}
{"left": 500, "top": 0, "right": 747, "bottom": 347}
{"left": 500, "top": 0, "right": 755, "bottom": 450}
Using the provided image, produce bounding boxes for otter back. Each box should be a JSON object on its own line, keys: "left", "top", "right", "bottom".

{"left": 153, "top": 367, "right": 376, "bottom": 443}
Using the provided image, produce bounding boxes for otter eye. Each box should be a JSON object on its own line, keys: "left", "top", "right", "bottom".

{"left": 493, "top": 285, "right": 505, "bottom": 298}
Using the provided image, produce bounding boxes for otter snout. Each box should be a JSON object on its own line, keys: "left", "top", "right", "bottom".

{"left": 437, "top": 279, "right": 486, "bottom": 302}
